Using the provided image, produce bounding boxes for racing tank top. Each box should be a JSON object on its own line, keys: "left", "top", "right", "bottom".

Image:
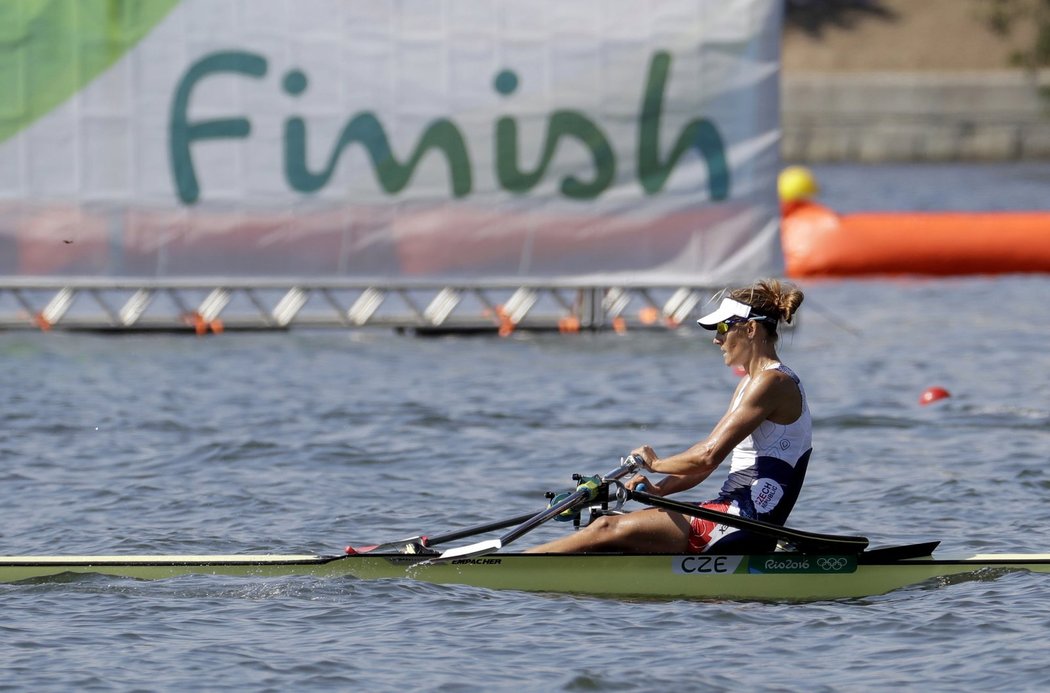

{"left": 717, "top": 362, "right": 812, "bottom": 525}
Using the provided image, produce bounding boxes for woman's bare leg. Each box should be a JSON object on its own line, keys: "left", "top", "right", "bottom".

{"left": 524, "top": 508, "right": 693, "bottom": 553}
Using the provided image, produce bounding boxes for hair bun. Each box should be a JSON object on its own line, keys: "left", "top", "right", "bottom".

{"left": 728, "top": 278, "right": 804, "bottom": 327}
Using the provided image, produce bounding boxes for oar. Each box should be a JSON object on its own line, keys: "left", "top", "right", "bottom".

{"left": 626, "top": 488, "right": 869, "bottom": 553}
{"left": 436, "top": 459, "right": 641, "bottom": 561}
{"left": 345, "top": 511, "right": 539, "bottom": 555}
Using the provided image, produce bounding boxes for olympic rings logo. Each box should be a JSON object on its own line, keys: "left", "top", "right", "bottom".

{"left": 817, "top": 557, "right": 849, "bottom": 571}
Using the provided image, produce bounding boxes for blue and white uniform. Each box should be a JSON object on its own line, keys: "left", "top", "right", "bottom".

{"left": 687, "top": 362, "right": 812, "bottom": 553}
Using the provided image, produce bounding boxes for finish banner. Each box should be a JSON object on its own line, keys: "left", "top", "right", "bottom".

{"left": 0, "top": 0, "right": 783, "bottom": 283}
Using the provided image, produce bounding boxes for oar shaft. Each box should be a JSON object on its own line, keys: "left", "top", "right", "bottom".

{"left": 425, "top": 511, "right": 538, "bottom": 546}
{"left": 437, "top": 459, "right": 642, "bottom": 560}
{"left": 499, "top": 488, "right": 590, "bottom": 545}
{"left": 499, "top": 461, "right": 639, "bottom": 546}
{"left": 354, "top": 511, "right": 539, "bottom": 554}
{"left": 627, "top": 489, "right": 869, "bottom": 553}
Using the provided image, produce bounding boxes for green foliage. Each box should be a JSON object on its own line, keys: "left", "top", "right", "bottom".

{"left": 977, "top": 0, "right": 1050, "bottom": 68}
{"left": 784, "top": 0, "right": 897, "bottom": 38}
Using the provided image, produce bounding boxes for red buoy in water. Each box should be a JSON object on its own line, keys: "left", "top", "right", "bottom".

{"left": 919, "top": 386, "right": 951, "bottom": 406}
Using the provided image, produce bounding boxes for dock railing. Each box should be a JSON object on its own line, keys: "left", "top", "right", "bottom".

{"left": 0, "top": 278, "right": 715, "bottom": 335}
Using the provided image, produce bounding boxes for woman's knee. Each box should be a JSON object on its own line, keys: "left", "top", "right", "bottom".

{"left": 585, "top": 514, "right": 628, "bottom": 541}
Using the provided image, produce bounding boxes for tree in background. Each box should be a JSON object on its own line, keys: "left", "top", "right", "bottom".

{"left": 785, "top": 0, "right": 895, "bottom": 37}
{"left": 787, "top": 0, "right": 1050, "bottom": 71}
{"left": 978, "top": 0, "right": 1050, "bottom": 68}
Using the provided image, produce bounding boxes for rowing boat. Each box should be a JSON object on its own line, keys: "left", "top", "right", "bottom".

{"left": 2, "top": 545, "right": 1049, "bottom": 600}
{"left": 6, "top": 459, "right": 1046, "bottom": 600}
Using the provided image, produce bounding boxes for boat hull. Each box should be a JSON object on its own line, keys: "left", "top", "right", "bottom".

{"left": 3, "top": 551, "right": 1050, "bottom": 600}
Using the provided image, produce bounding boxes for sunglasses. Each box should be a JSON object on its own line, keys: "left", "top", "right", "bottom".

{"left": 715, "top": 318, "right": 747, "bottom": 334}
{"left": 714, "top": 314, "right": 774, "bottom": 334}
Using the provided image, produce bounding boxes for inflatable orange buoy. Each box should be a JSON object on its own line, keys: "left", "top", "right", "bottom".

{"left": 919, "top": 386, "right": 951, "bottom": 406}
{"left": 782, "top": 204, "right": 1050, "bottom": 277}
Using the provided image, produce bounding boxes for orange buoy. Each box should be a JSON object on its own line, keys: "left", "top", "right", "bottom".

{"left": 782, "top": 203, "right": 1050, "bottom": 277}
{"left": 919, "top": 386, "right": 951, "bottom": 406}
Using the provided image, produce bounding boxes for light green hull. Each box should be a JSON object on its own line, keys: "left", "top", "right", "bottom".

{"left": 3, "top": 551, "right": 1050, "bottom": 600}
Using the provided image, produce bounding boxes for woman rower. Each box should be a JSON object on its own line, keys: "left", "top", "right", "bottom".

{"left": 527, "top": 279, "right": 811, "bottom": 554}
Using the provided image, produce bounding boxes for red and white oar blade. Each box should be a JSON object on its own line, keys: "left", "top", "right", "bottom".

{"left": 345, "top": 535, "right": 428, "bottom": 555}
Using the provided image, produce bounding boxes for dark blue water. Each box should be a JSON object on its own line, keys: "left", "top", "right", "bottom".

{"left": 809, "top": 161, "right": 1050, "bottom": 212}
{"left": 3, "top": 164, "right": 1050, "bottom": 691}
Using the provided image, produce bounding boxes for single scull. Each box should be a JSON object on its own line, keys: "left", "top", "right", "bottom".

{"left": 4, "top": 459, "right": 1046, "bottom": 600}
{"left": 2, "top": 545, "right": 1049, "bottom": 600}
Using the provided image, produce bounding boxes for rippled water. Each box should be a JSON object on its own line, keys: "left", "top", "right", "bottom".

{"left": 4, "top": 165, "right": 1050, "bottom": 691}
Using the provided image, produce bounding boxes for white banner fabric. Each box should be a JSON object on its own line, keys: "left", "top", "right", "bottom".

{"left": 0, "top": 0, "right": 783, "bottom": 283}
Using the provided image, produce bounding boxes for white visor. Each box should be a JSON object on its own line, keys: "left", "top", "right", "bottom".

{"left": 696, "top": 298, "right": 756, "bottom": 330}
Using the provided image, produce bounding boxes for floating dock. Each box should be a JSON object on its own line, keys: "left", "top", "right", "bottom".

{"left": 0, "top": 278, "right": 715, "bottom": 335}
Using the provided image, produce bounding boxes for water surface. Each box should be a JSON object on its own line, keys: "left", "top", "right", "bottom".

{"left": 4, "top": 165, "right": 1050, "bottom": 691}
